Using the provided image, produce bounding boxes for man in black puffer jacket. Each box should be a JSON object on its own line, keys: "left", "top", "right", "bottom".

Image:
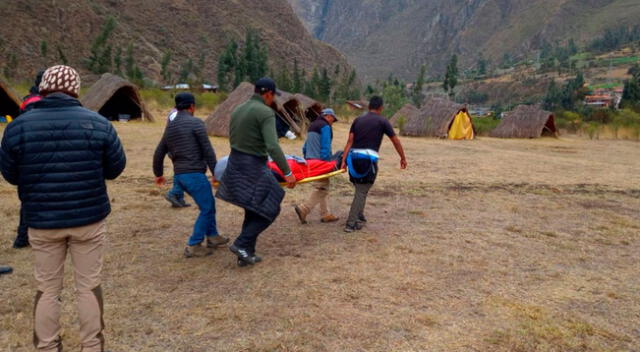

{"left": 0, "top": 65, "right": 125, "bottom": 352}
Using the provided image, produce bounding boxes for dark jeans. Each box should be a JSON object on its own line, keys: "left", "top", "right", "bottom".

{"left": 14, "top": 204, "right": 29, "bottom": 246}
{"left": 234, "top": 209, "right": 273, "bottom": 254}
{"left": 346, "top": 183, "right": 373, "bottom": 226}
{"left": 174, "top": 173, "right": 219, "bottom": 246}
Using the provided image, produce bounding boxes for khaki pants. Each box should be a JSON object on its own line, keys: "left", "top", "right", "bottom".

{"left": 29, "top": 220, "right": 106, "bottom": 352}
{"left": 303, "top": 178, "right": 331, "bottom": 216}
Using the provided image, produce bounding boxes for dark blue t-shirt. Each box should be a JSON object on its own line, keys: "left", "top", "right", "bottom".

{"left": 349, "top": 112, "right": 396, "bottom": 152}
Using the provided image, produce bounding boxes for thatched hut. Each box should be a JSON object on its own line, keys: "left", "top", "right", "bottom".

{"left": 490, "top": 105, "right": 558, "bottom": 138}
{"left": 389, "top": 103, "right": 419, "bottom": 128}
{"left": 294, "top": 93, "right": 323, "bottom": 122}
{"left": 274, "top": 91, "right": 303, "bottom": 134}
{"left": 81, "top": 73, "right": 154, "bottom": 122}
{"left": 205, "top": 83, "right": 303, "bottom": 137}
{"left": 0, "top": 79, "right": 21, "bottom": 119}
{"left": 206, "top": 82, "right": 255, "bottom": 137}
{"left": 401, "top": 97, "right": 474, "bottom": 140}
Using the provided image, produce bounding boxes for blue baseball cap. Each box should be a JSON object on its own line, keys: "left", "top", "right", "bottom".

{"left": 321, "top": 108, "right": 338, "bottom": 121}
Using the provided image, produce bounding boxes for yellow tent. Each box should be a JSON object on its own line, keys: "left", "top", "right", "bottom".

{"left": 447, "top": 111, "right": 474, "bottom": 140}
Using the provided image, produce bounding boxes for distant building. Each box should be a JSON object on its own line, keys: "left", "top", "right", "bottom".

{"left": 201, "top": 84, "right": 218, "bottom": 93}
{"left": 160, "top": 83, "right": 218, "bottom": 93}
{"left": 468, "top": 106, "right": 492, "bottom": 117}
{"left": 584, "top": 95, "right": 615, "bottom": 108}
{"left": 584, "top": 86, "right": 623, "bottom": 109}
{"left": 346, "top": 100, "right": 368, "bottom": 111}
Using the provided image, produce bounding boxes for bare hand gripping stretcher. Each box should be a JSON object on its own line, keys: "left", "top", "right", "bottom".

{"left": 213, "top": 155, "right": 345, "bottom": 187}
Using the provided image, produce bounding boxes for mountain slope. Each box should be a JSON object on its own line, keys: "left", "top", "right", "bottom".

{"left": 288, "top": 0, "right": 640, "bottom": 81}
{"left": 0, "top": 0, "right": 351, "bottom": 84}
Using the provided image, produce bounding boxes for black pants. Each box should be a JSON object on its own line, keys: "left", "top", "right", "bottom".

{"left": 234, "top": 209, "right": 273, "bottom": 254}
{"left": 14, "top": 204, "right": 29, "bottom": 246}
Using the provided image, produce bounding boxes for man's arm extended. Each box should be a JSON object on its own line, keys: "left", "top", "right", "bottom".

{"left": 390, "top": 135, "right": 407, "bottom": 169}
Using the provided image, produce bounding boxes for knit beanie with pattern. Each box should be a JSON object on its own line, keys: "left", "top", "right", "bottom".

{"left": 39, "top": 65, "right": 81, "bottom": 98}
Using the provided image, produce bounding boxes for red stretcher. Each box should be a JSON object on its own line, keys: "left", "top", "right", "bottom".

{"left": 267, "top": 159, "right": 341, "bottom": 182}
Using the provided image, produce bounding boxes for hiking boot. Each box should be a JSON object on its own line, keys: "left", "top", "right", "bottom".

{"left": 184, "top": 245, "right": 213, "bottom": 258}
{"left": 229, "top": 245, "right": 262, "bottom": 265}
{"left": 237, "top": 254, "right": 262, "bottom": 267}
{"left": 165, "top": 192, "right": 188, "bottom": 208}
{"left": 358, "top": 213, "right": 367, "bottom": 223}
{"left": 321, "top": 214, "right": 339, "bottom": 223}
{"left": 206, "top": 235, "right": 230, "bottom": 248}
{"left": 344, "top": 222, "right": 363, "bottom": 233}
{"left": 294, "top": 205, "right": 309, "bottom": 224}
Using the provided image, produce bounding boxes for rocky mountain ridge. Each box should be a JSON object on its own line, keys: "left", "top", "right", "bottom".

{"left": 288, "top": 0, "right": 640, "bottom": 81}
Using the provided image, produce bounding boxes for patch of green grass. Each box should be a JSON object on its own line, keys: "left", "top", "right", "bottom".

{"left": 473, "top": 116, "right": 500, "bottom": 135}
{"left": 138, "top": 89, "right": 227, "bottom": 112}
{"left": 610, "top": 56, "right": 639, "bottom": 65}
{"left": 589, "top": 82, "right": 623, "bottom": 90}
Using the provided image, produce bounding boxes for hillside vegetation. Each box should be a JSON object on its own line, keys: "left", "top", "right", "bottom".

{"left": 0, "top": 0, "right": 351, "bottom": 85}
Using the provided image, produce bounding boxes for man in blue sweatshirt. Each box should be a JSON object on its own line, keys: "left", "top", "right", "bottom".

{"left": 294, "top": 108, "right": 340, "bottom": 224}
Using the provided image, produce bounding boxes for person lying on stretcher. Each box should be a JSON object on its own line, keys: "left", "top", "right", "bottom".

{"left": 214, "top": 152, "right": 343, "bottom": 183}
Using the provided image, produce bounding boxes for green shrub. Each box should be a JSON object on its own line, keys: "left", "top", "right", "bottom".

{"left": 139, "top": 89, "right": 174, "bottom": 108}
{"left": 473, "top": 116, "right": 500, "bottom": 136}
{"left": 397, "top": 115, "right": 406, "bottom": 131}
{"left": 194, "top": 92, "right": 226, "bottom": 111}
{"left": 612, "top": 109, "right": 640, "bottom": 127}
{"left": 584, "top": 122, "right": 601, "bottom": 140}
{"left": 138, "top": 90, "right": 227, "bottom": 112}
{"left": 555, "top": 110, "right": 582, "bottom": 132}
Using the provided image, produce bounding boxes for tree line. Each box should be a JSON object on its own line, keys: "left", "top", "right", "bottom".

{"left": 215, "top": 30, "right": 361, "bottom": 105}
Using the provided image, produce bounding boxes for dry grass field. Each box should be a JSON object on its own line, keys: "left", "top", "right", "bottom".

{"left": 1, "top": 118, "right": 639, "bottom": 352}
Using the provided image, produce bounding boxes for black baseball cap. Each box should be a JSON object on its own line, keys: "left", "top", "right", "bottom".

{"left": 175, "top": 92, "right": 196, "bottom": 109}
{"left": 254, "top": 77, "right": 281, "bottom": 95}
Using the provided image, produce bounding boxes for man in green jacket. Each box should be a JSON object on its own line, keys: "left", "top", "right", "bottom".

{"left": 217, "top": 77, "right": 296, "bottom": 266}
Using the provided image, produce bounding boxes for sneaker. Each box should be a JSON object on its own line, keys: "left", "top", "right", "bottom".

{"left": 229, "top": 245, "right": 262, "bottom": 265}
{"left": 184, "top": 245, "right": 213, "bottom": 258}
{"left": 294, "top": 205, "right": 309, "bottom": 225}
{"left": 358, "top": 213, "right": 367, "bottom": 223}
{"left": 344, "top": 222, "right": 363, "bottom": 233}
{"left": 206, "top": 235, "right": 230, "bottom": 248}
{"left": 165, "top": 193, "right": 184, "bottom": 208}
{"left": 321, "top": 214, "right": 339, "bottom": 223}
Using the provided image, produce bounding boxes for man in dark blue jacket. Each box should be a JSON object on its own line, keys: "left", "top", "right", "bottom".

{"left": 294, "top": 108, "right": 340, "bottom": 224}
{"left": 0, "top": 65, "right": 126, "bottom": 352}
{"left": 12, "top": 70, "right": 45, "bottom": 249}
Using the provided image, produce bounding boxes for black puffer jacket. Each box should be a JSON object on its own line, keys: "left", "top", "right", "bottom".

{"left": 0, "top": 93, "right": 126, "bottom": 229}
